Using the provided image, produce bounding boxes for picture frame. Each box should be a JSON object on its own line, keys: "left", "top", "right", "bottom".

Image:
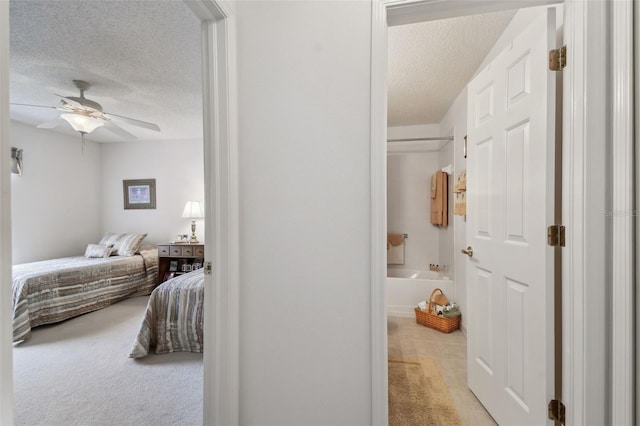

{"left": 182, "top": 264, "right": 193, "bottom": 272}
{"left": 123, "top": 179, "right": 156, "bottom": 210}
{"left": 169, "top": 260, "right": 178, "bottom": 272}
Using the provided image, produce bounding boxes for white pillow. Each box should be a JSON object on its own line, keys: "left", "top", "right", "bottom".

{"left": 98, "top": 232, "right": 125, "bottom": 254}
{"left": 115, "top": 233, "right": 148, "bottom": 256}
{"left": 84, "top": 244, "right": 114, "bottom": 258}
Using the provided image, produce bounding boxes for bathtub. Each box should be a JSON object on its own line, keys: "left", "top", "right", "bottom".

{"left": 386, "top": 268, "right": 454, "bottom": 317}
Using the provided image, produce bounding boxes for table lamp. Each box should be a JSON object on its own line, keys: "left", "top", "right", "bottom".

{"left": 181, "top": 201, "right": 204, "bottom": 243}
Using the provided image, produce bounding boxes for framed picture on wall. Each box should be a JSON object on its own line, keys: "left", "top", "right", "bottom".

{"left": 123, "top": 179, "right": 156, "bottom": 209}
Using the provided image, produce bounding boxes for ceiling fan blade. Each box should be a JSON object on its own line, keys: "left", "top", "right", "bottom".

{"left": 54, "top": 94, "right": 84, "bottom": 109}
{"left": 36, "top": 117, "right": 67, "bottom": 129}
{"left": 104, "top": 112, "right": 160, "bottom": 132}
{"left": 10, "top": 102, "right": 57, "bottom": 110}
{"left": 102, "top": 121, "right": 137, "bottom": 140}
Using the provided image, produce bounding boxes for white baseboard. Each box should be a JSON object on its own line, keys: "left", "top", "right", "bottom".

{"left": 387, "top": 305, "right": 415, "bottom": 318}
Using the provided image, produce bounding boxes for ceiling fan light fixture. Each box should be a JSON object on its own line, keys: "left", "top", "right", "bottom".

{"left": 61, "top": 113, "right": 104, "bottom": 134}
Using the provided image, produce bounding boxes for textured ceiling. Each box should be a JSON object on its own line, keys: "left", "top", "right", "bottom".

{"left": 10, "top": 2, "right": 516, "bottom": 141}
{"left": 388, "top": 10, "right": 517, "bottom": 127}
{"left": 9, "top": 0, "right": 202, "bottom": 143}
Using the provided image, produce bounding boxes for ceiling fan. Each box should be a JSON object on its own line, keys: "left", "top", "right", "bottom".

{"left": 10, "top": 79, "right": 161, "bottom": 140}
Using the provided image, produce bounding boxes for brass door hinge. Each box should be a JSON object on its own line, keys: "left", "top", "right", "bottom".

{"left": 547, "top": 225, "right": 566, "bottom": 247}
{"left": 204, "top": 261, "right": 213, "bottom": 275}
{"left": 549, "top": 45, "right": 567, "bottom": 71}
{"left": 548, "top": 399, "right": 566, "bottom": 424}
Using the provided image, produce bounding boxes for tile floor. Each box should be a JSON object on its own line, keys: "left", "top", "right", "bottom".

{"left": 388, "top": 315, "right": 497, "bottom": 426}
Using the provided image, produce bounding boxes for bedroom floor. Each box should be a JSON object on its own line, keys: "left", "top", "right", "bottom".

{"left": 12, "top": 296, "right": 203, "bottom": 426}
{"left": 387, "top": 315, "right": 497, "bottom": 426}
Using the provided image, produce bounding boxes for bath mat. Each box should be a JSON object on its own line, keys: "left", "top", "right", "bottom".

{"left": 388, "top": 355, "right": 462, "bottom": 426}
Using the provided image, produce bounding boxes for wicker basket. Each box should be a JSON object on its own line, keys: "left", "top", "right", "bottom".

{"left": 414, "top": 288, "right": 461, "bottom": 333}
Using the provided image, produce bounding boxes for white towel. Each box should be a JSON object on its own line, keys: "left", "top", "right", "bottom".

{"left": 417, "top": 300, "right": 428, "bottom": 311}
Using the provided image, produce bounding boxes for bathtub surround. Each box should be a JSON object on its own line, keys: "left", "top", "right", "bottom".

{"left": 386, "top": 268, "right": 454, "bottom": 317}
{"left": 387, "top": 233, "right": 406, "bottom": 265}
{"left": 387, "top": 126, "right": 457, "bottom": 329}
{"left": 387, "top": 151, "right": 442, "bottom": 269}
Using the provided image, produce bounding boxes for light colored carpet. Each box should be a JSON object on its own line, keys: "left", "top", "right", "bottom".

{"left": 13, "top": 296, "right": 203, "bottom": 426}
{"left": 388, "top": 355, "right": 462, "bottom": 426}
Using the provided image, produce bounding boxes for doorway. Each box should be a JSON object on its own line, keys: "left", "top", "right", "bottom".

{"left": 384, "top": 5, "right": 558, "bottom": 424}
{"left": 371, "top": 0, "right": 619, "bottom": 425}
{"left": 0, "top": 1, "right": 238, "bottom": 425}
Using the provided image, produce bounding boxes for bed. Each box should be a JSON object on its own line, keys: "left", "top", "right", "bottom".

{"left": 12, "top": 246, "right": 158, "bottom": 343}
{"left": 129, "top": 269, "right": 204, "bottom": 358}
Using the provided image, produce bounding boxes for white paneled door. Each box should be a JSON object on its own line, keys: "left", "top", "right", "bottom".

{"left": 465, "top": 8, "right": 557, "bottom": 426}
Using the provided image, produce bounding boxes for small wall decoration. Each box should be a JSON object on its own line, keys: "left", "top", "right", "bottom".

{"left": 123, "top": 179, "right": 156, "bottom": 210}
{"left": 11, "top": 147, "right": 23, "bottom": 176}
{"left": 453, "top": 171, "right": 466, "bottom": 216}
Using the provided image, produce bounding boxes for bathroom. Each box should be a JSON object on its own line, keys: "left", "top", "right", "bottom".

{"left": 385, "top": 5, "right": 566, "bottom": 424}
{"left": 385, "top": 117, "right": 468, "bottom": 334}
{"left": 383, "top": 7, "right": 512, "bottom": 339}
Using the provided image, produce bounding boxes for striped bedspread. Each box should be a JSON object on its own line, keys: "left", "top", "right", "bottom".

{"left": 129, "top": 269, "right": 204, "bottom": 358}
{"left": 12, "top": 247, "right": 158, "bottom": 343}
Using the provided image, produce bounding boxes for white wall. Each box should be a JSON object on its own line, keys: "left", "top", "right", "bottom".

{"left": 387, "top": 123, "right": 441, "bottom": 140}
{"left": 439, "top": 88, "right": 468, "bottom": 331}
{"left": 387, "top": 152, "right": 441, "bottom": 270}
{"left": 10, "top": 121, "right": 102, "bottom": 263}
{"left": 10, "top": 122, "right": 204, "bottom": 262}
{"left": 236, "top": 1, "right": 372, "bottom": 424}
{"left": 100, "top": 138, "right": 204, "bottom": 245}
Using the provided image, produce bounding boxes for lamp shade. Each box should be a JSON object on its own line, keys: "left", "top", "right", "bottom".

{"left": 182, "top": 201, "right": 204, "bottom": 219}
{"left": 61, "top": 113, "right": 105, "bottom": 134}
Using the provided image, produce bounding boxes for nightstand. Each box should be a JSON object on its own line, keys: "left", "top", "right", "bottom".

{"left": 157, "top": 243, "right": 205, "bottom": 284}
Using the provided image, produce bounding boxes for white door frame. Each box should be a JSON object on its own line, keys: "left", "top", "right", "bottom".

{"left": 636, "top": 3, "right": 640, "bottom": 424}
{"left": 610, "top": 2, "right": 634, "bottom": 425}
{"left": 184, "top": 1, "right": 239, "bottom": 425}
{"left": 0, "top": 2, "right": 13, "bottom": 424}
{"left": 0, "top": 1, "right": 239, "bottom": 425}
{"left": 371, "top": 1, "right": 633, "bottom": 424}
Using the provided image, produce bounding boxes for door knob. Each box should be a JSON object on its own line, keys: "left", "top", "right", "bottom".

{"left": 461, "top": 246, "right": 473, "bottom": 257}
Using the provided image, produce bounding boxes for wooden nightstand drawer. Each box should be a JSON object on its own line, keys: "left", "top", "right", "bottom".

{"left": 157, "top": 243, "right": 205, "bottom": 286}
